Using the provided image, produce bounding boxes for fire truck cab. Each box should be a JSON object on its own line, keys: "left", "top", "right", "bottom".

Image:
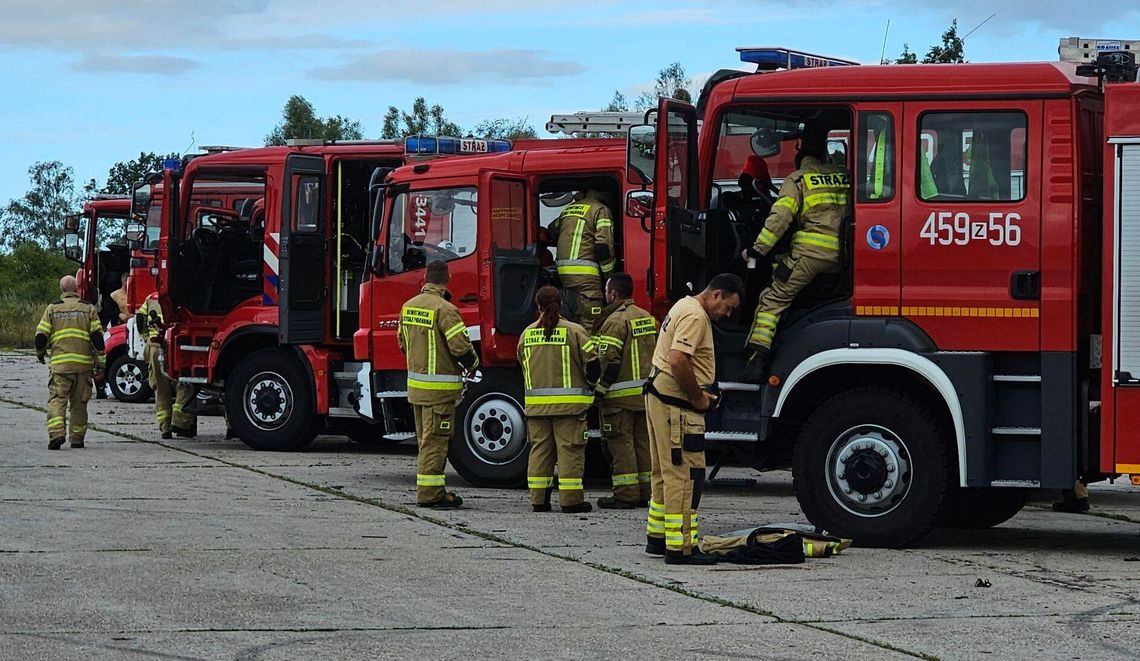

{"left": 355, "top": 138, "right": 631, "bottom": 486}
{"left": 625, "top": 48, "right": 1133, "bottom": 546}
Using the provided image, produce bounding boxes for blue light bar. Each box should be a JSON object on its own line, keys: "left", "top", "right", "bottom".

{"left": 405, "top": 136, "right": 512, "bottom": 156}
{"left": 162, "top": 158, "right": 181, "bottom": 172}
{"left": 737, "top": 47, "right": 858, "bottom": 71}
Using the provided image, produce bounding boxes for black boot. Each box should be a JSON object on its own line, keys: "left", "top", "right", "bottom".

{"left": 645, "top": 536, "right": 666, "bottom": 556}
{"left": 1052, "top": 490, "right": 1090, "bottom": 513}
{"left": 739, "top": 347, "right": 771, "bottom": 384}
{"left": 561, "top": 501, "right": 592, "bottom": 514}
{"left": 48, "top": 437, "right": 65, "bottom": 450}
{"left": 533, "top": 488, "right": 553, "bottom": 512}
{"left": 664, "top": 549, "right": 719, "bottom": 565}
{"left": 597, "top": 496, "right": 638, "bottom": 509}
{"left": 419, "top": 492, "right": 463, "bottom": 509}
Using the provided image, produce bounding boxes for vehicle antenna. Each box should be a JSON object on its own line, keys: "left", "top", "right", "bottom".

{"left": 963, "top": 13, "right": 996, "bottom": 40}
{"left": 180, "top": 130, "right": 197, "bottom": 158}
{"left": 880, "top": 19, "right": 891, "bottom": 64}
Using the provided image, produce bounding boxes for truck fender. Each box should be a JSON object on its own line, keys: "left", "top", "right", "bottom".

{"left": 773, "top": 348, "right": 968, "bottom": 487}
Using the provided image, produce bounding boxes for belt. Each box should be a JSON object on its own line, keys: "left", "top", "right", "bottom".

{"left": 644, "top": 370, "right": 713, "bottom": 412}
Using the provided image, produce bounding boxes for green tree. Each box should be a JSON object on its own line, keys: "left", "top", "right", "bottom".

{"left": 923, "top": 19, "right": 966, "bottom": 63}
{"left": 98, "top": 151, "right": 178, "bottom": 195}
{"left": 264, "top": 95, "right": 364, "bottom": 145}
{"left": 380, "top": 97, "right": 463, "bottom": 138}
{"left": 636, "top": 62, "right": 692, "bottom": 111}
{"left": 0, "top": 161, "right": 81, "bottom": 252}
{"left": 472, "top": 117, "right": 537, "bottom": 140}
{"left": 896, "top": 43, "right": 918, "bottom": 64}
{"left": 604, "top": 90, "right": 631, "bottom": 112}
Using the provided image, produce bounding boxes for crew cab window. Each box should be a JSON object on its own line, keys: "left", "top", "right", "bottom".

{"left": 294, "top": 175, "right": 321, "bottom": 233}
{"left": 490, "top": 179, "right": 526, "bottom": 250}
{"left": 858, "top": 112, "right": 895, "bottom": 202}
{"left": 917, "top": 111, "right": 1027, "bottom": 202}
{"left": 387, "top": 186, "right": 477, "bottom": 274}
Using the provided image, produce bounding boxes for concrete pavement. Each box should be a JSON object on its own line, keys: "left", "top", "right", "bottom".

{"left": 2, "top": 351, "right": 1138, "bottom": 660}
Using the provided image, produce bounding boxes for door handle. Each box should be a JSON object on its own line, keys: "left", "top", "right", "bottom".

{"left": 1009, "top": 270, "right": 1040, "bottom": 301}
{"left": 458, "top": 293, "right": 479, "bottom": 305}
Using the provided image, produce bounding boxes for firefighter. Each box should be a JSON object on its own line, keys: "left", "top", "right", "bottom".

{"left": 138, "top": 293, "right": 199, "bottom": 439}
{"left": 518, "top": 285, "right": 600, "bottom": 513}
{"left": 551, "top": 189, "right": 615, "bottom": 329}
{"left": 109, "top": 273, "right": 130, "bottom": 325}
{"left": 398, "top": 260, "right": 480, "bottom": 509}
{"left": 1053, "top": 480, "right": 1090, "bottom": 513}
{"left": 35, "top": 275, "right": 105, "bottom": 449}
{"left": 644, "top": 274, "right": 743, "bottom": 565}
{"left": 741, "top": 125, "right": 850, "bottom": 381}
{"left": 592, "top": 273, "right": 657, "bottom": 509}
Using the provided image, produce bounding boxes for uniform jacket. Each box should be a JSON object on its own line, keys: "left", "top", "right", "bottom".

{"left": 517, "top": 317, "right": 599, "bottom": 417}
{"left": 650, "top": 296, "right": 714, "bottom": 401}
{"left": 398, "top": 283, "right": 478, "bottom": 406}
{"left": 593, "top": 299, "right": 657, "bottom": 411}
{"left": 552, "top": 195, "right": 616, "bottom": 279}
{"left": 110, "top": 287, "right": 129, "bottom": 322}
{"left": 35, "top": 293, "right": 104, "bottom": 374}
{"left": 751, "top": 155, "right": 850, "bottom": 262}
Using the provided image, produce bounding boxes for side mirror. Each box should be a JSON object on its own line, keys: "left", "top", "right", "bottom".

{"left": 369, "top": 244, "right": 385, "bottom": 275}
{"left": 63, "top": 213, "right": 81, "bottom": 232}
{"left": 130, "top": 182, "right": 152, "bottom": 222}
{"left": 64, "top": 232, "right": 82, "bottom": 262}
{"left": 626, "top": 190, "right": 653, "bottom": 219}
{"left": 627, "top": 124, "right": 656, "bottom": 186}
{"left": 125, "top": 222, "right": 146, "bottom": 248}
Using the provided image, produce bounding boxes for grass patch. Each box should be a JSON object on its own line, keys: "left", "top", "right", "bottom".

{"left": 0, "top": 293, "right": 52, "bottom": 349}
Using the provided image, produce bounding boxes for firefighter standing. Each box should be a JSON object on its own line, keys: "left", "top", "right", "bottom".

{"left": 398, "top": 260, "right": 479, "bottom": 509}
{"left": 644, "top": 274, "right": 742, "bottom": 565}
{"left": 552, "top": 190, "right": 616, "bottom": 329}
{"left": 139, "top": 293, "right": 199, "bottom": 439}
{"left": 110, "top": 273, "right": 130, "bottom": 324}
{"left": 742, "top": 127, "right": 850, "bottom": 381}
{"left": 592, "top": 273, "right": 657, "bottom": 509}
{"left": 35, "top": 276, "right": 105, "bottom": 449}
{"left": 519, "top": 285, "right": 600, "bottom": 513}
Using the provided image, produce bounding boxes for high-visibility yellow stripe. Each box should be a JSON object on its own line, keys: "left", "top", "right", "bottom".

{"left": 638, "top": 472, "right": 651, "bottom": 483}
{"left": 648, "top": 501, "right": 664, "bottom": 514}
{"left": 524, "top": 394, "right": 594, "bottom": 406}
{"left": 792, "top": 231, "right": 839, "bottom": 251}
{"left": 802, "top": 191, "right": 848, "bottom": 212}
{"left": 400, "top": 306, "right": 435, "bottom": 328}
{"left": 598, "top": 335, "right": 624, "bottom": 349}
{"left": 89, "top": 321, "right": 103, "bottom": 332}
{"left": 37, "top": 321, "right": 51, "bottom": 332}
{"left": 51, "top": 329, "right": 90, "bottom": 342}
{"left": 444, "top": 322, "right": 467, "bottom": 340}
{"left": 416, "top": 474, "right": 446, "bottom": 487}
{"left": 49, "top": 354, "right": 94, "bottom": 366}
{"left": 854, "top": 306, "right": 901, "bottom": 316}
{"left": 46, "top": 416, "right": 64, "bottom": 427}
{"left": 774, "top": 196, "right": 799, "bottom": 214}
{"left": 606, "top": 386, "right": 644, "bottom": 399}
{"left": 556, "top": 264, "right": 598, "bottom": 276}
{"left": 427, "top": 327, "right": 436, "bottom": 376}
{"left": 561, "top": 345, "right": 571, "bottom": 389}
{"left": 523, "top": 347, "right": 533, "bottom": 390}
{"left": 407, "top": 378, "right": 464, "bottom": 391}
{"left": 757, "top": 228, "right": 780, "bottom": 248}
{"left": 528, "top": 476, "right": 555, "bottom": 488}
{"left": 569, "top": 217, "right": 586, "bottom": 260}
{"left": 558, "top": 478, "right": 583, "bottom": 490}
{"left": 582, "top": 339, "right": 597, "bottom": 352}
{"left": 630, "top": 332, "right": 642, "bottom": 379}
{"left": 596, "top": 218, "right": 613, "bottom": 229}
{"left": 612, "top": 473, "right": 639, "bottom": 486}
{"left": 898, "top": 306, "right": 1039, "bottom": 318}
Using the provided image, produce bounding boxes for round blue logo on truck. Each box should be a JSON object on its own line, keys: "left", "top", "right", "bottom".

{"left": 867, "top": 224, "right": 890, "bottom": 250}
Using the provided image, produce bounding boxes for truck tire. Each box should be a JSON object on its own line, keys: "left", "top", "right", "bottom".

{"left": 792, "top": 387, "right": 953, "bottom": 548}
{"left": 225, "top": 348, "right": 317, "bottom": 451}
{"left": 450, "top": 368, "right": 528, "bottom": 488}
{"left": 937, "top": 487, "right": 1029, "bottom": 529}
{"left": 108, "top": 353, "right": 153, "bottom": 404}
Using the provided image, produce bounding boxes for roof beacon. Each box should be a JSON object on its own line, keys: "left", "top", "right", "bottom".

{"left": 737, "top": 47, "right": 859, "bottom": 72}
{"left": 405, "top": 136, "right": 512, "bottom": 156}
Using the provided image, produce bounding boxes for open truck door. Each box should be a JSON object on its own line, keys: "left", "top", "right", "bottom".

{"left": 279, "top": 154, "right": 328, "bottom": 344}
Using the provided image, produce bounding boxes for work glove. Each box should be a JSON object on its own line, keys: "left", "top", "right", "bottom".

{"left": 93, "top": 369, "right": 107, "bottom": 388}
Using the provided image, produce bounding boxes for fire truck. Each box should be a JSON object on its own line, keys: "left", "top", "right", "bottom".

{"left": 151, "top": 138, "right": 611, "bottom": 451}
{"left": 62, "top": 196, "right": 155, "bottom": 402}
{"left": 585, "top": 46, "right": 1140, "bottom": 546}
{"left": 353, "top": 139, "right": 631, "bottom": 486}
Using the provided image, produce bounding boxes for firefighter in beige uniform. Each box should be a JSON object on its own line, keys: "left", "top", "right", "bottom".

{"left": 35, "top": 276, "right": 105, "bottom": 449}
{"left": 552, "top": 190, "right": 615, "bottom": 329}
{"left": 398, "top": 260, "right": 480, "bottom": 509}
{"left": 743, "top": 134, "right": 849, "bottom": 380}
{"left": 518, "top": 286, "right": 600, "bottom": 513}
{"left": 138, "top": 293, "right": 199, "bottom": 438}
{"left": 592, "top": 273, "right": 657, "bottom": 508}
{"left": 644, "top": 274, "right": 742, "bottom": 565}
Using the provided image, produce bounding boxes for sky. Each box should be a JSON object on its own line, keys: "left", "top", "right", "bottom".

{"left": 2, "top": 0, "right": 1139, "bottom": 206}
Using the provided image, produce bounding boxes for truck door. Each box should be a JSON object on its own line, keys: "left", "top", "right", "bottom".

{"left": 649, "top": 99, "right": 701, "bottom": 300}
{"left": 900, "top": 102, "right": 1041, "bottom": 351}
{"left": 279, "top": 154, "right": 327, "bottom": 344}
{"left": 484, "top": 174, "right": 537, "bottom": 341}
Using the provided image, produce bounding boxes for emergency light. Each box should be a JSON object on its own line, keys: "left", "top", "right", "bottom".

{"left": 405, "top": 136, "right": 512, "bottom": 156}
{"left": 163, "top": 158, "right": 182, "bottom": 172}
{"left": 737, "top": 47, "right": 858, "bottom": 71}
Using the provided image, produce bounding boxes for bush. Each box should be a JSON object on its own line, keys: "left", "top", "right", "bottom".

{"left": 0, "top": 244, "right": 78, "bottom": 348}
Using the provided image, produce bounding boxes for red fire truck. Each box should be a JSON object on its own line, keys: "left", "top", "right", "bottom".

{"left": 354, "top": 140, "right": 632, "bottom": 486}
{"left": 592, "top": 47, "right": 1140, "bottom": 546}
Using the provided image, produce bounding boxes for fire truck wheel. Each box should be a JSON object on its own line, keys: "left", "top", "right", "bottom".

{"left": 450, "top": 369, "right": 528, "bottom": 488}
{"left": 225, "top": 349, "right": 317, "bottom": 451}
{"left": 108, "top": 354, "right": 153, "bottom": 404}
{"left": 936, "top": 487, "right": 1030, "bottom": 529}
{"left": 792, "top": 387, "right": 953, "bottom": 548}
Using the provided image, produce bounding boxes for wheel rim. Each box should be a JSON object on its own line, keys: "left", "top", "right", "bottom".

{"left": 464, "top": 393, "right": 526, "bottom": 466}
{"left": 243, "top": 371, "right": 293, "bottom": 431}
{"left": 825, "top": 424, "right": 912, "bottom": 518}
{"left": 115, "top": 361, "right": 144, "bottom": 396}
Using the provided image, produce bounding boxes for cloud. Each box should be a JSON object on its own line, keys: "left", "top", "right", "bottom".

{"left": 310, "top": 48, "right": 587, "bottom": 85}
{"left": 68, "top": 53, "right": 201, "bottom": 75}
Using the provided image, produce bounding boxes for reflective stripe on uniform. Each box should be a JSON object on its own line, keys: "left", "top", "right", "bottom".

{"left": 89, "top": 320, "right": 102, "bottom": 333}
{"left": 528, "top": 476, "right": 555, "bottom": 489}
{"left": 753, "top": 311, "right": 779, "bottom": 329}
{"left": 51, "top": 328, "right": 90, "bottom": 343}
{"left": 36, "top": 320, "right": 51, "bottom": 334}
{"left": 569, "top": 217, "right": 586, "bottom": 259}
{"left": 524, "top": 387, "right": 593, "bottom": 406}
{"left": 444, "top": 322, "right": 467, "bottom": 340}
{"left": 605, "top": 378, "right": 646, "bottom": 399}
{"left": 555, "top": 258, "right": 599, "bottom": 276}
{"left": 792, "top": 230, "right": 839, "bottom": 251}
{"left": 612, "top": 472, "right": 639, "bottom": 486}
{"left": 774, "top": 196, "right": 799, "bottom": 214}
{"left": 49, "top": 353, "right": 94, "bottom": 367}
{"left": 46, "top": 416, "right": 64, "bottom": 429}
{"left": 646, "top": 500, "right": 665, "bottom": 534}
{"left": 558, "top": 477, "right": 583, "bottom": 491}
{"left": 416, "top": 474, "right": 446, "bottom": 487}
{"left": 596, "top": 335, "right": 624, "bottom": 350}
{"left": 757, "top": 228, "right": 779, "bottom": 248}
{"left": 802, "top": 192, "right": 847, "bottom": 213}
{"left": 407, "top": 371, "right": 464, "bottom": 391}
{"left": 638, "top": 472, "right": 651, "bottom": 483}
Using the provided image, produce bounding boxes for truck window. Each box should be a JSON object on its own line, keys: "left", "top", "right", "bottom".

{"left": 491, "top": 179, "right": 526, "bottom": 250}
{"left": 294, "top": 175, "right": 322, "bottom": 233}
{"left": 387, "top": 186, "right": 478, "bottom": 274}
{"left": 857, "top": 112, "right": 894, "bottom": 202}
{"left": 917, "top": 111, "right": 1027, "bottom": 202}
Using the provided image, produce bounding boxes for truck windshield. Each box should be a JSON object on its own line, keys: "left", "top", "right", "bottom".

{"left": 386, "top": 186, "right": 478, "bottom": 274}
